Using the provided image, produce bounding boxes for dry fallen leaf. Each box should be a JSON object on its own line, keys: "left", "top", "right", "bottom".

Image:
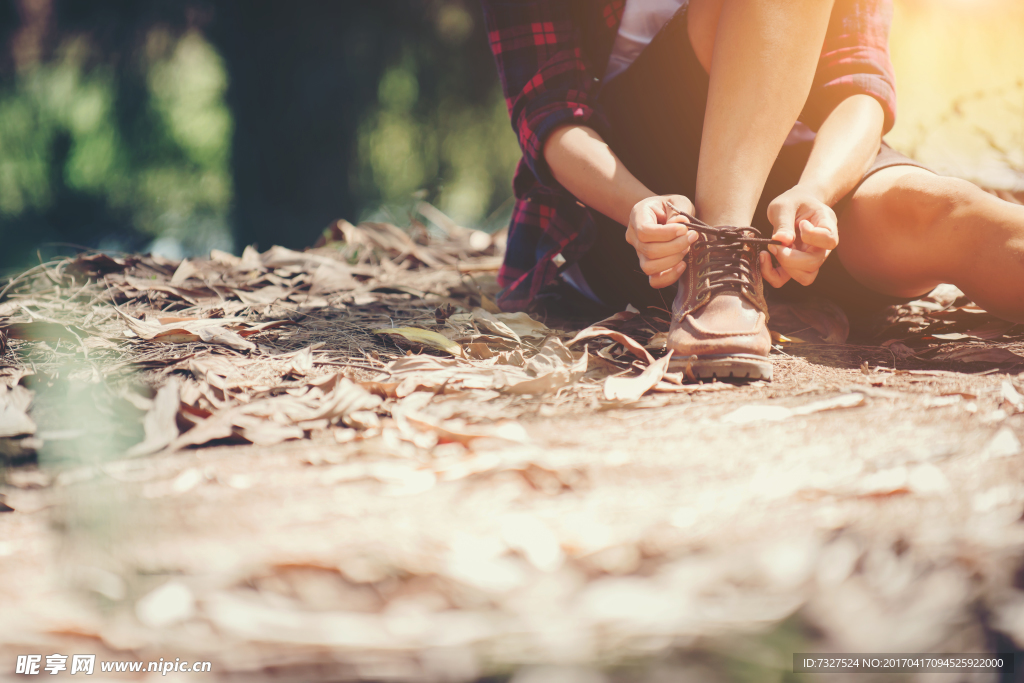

{"left": 309, "top": 262, "right": 358, "bottom": 295}
{"left": 289, "top": 347, "right": 315, "bottom": 376}
{"left": 882, "top": 340, "right": 919, "bottom": 360}
{"left": 604, "top": 352, "right": 674, "bottom": 402}
{"left": 568, "top": 327, "right": 654, "bottom": 365}
{"left": 1001, "top": 380, "right": 1024, "bottom": 414}
{"left": 127, "top": 380, "right": 181, "bottom": 457}
{"left": 117, "top": 310, "right": 293, "bottom": 353}
{"left": 506, "top": 338, "right": 588, "bottom": 395}
{"left": 449, "top": 308, "right": 543, "bottom": 344}
{"left": 933, "top": 346, "right": 1024, "bottom": 364}
{"left": 490, "top": 311, "right": 550, "bottom": 340}
{"left": 373, "top": 327, "right": 464, "bottom": 357}
{"left": 652, "top": 381, "right": 737, "bottom": 394}
{"left": 169, "top": 376, "right": 381, "bottom": 450}
{"left": 769, "top": 298, "right": 850, "bottom": 344}
{"left": 65, "top": 252, "right": 134, "bottom": 277}
{"left": 0, "top": 384, "right": 35, "bottom": 438}
{"left": 720, "top": 393, "right": 865, "bottom": 424}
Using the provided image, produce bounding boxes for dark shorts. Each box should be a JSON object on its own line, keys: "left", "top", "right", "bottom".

{"left": 576, "top": 3, "right": 931, "bottom": 322}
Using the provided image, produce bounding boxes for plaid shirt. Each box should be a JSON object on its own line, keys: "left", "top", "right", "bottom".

{"left": 483, "top": 0, "right": 899, "bottom": 312}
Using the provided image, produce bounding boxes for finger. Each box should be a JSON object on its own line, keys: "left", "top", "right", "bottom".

{"left": 769, "top": 243, "right": 827, "bottom": 269}
{"left": 635, "top": 221, "right": 693, "bottom": 243}
{"left": 768, "top": 200, "right": 798, "bottom": 247}
{"left": 759, "top": 251, "right": 790, "bottom": 288}
{"left": 630, "top": 200, "right": 662, "bottom": 227}
{"left": 649, "top": 259, "right": 687, "bottom": 289}
{"left": 635, "top": 231, "right": 697, "bottom": 259}
{"left": 797, "top": 218, "right": 839, "bottom": 250}
{"left": 639, "top": 251, "right": 686, "bottom": 276}
{"left": 665, "top": 194, "right": 695, "bottom": 218}
{"left": 768, "top": 246, "right": 825, "bottom": 286}
{"left": 786, "top": 267, "right": 819, "bottom": 286}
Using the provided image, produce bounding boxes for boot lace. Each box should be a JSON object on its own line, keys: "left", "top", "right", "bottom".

{"left": 667, "top": 202, "right": 780, "bottom": 299}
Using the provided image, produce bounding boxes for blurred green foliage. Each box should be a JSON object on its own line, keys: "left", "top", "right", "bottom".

{"left": 0, "top": 0, "right": 521, "bottom": 271}
{"left": 356, "top": 46, "right": 521, "bottom": 229}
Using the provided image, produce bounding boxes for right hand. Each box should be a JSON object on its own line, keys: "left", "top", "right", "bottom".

{"left": 626, "top": 194, "right": 700, "bottom": 289}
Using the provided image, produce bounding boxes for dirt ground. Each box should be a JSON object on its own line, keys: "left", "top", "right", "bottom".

{"left": 2, "top": 217, "right": 1024, "bottom": 682}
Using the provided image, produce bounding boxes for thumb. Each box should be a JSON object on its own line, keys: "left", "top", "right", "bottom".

{"left": 771, "top": 202, "right": 798, "bottom": 247}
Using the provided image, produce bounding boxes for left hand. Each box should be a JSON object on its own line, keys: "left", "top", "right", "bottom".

{"left": 760, "top": 185, "right": 839, "bottom": 287}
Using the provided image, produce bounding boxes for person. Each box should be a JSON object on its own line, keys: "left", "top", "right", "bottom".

{"left": 481, "top": 0, "right": 1024, "bottom": 381}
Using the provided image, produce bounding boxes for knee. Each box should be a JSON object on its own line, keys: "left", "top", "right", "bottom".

{"left": 879, "top": 174, "right": 988, "bottom": 237}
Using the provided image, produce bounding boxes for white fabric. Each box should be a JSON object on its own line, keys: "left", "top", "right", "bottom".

{"left": 604, "top": 0, "right": 686, "bottom": 83}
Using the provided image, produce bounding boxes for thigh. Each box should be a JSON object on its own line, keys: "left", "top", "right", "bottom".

{"left": 836, "top": 165, "right": 946, "bottom": 299}
{"left": 598, "top": 3, "right": 708, "bottom": 198}
{"left": 686, "top": 0, "right": 724, "bottom": 73}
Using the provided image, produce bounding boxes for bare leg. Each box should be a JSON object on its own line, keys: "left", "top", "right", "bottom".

{"left": 689, "top": 0, "right": 835, "bottom": 227}
{"left": 840, "top": 166, "right": 1024, "bottom": 322}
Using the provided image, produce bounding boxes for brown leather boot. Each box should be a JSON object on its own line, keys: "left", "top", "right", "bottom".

{"left": 665, "top": 206, "right": 778, "bottom": 381}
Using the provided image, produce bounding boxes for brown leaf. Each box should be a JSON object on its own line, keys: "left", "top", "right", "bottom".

{"left": 196, "top": 326, "right": 256, "bottom": 353}
{"left": 929, "top": 333, "right": 977, "bottom": 341}
{"left": 0, "top": 384, "right": 35, "bottom": 438}
{"left": 604, "top": 352, "right": 674, "bottom": 402}
{"left": 402, "top": 414, "right": 529, "bottom": 448}
{"left": 373, "top": 327, "right": 464, "bottom": 357}
{"left": 646, "top": 331, "right": 668, "bottom": 351}
{"left": 65, "top": 252, "right": 133, "bottom": 277}
{"left": 230, "top": 286, "right": 288, "bottom": 305}
{"left": 189, "top": 356, "right": 239, "bottom": 391}
{"left": 309, "top": 262, "right": 357, "bottom": 295}
{"left": 966, "top": 320, "right": 1017, "bottom": 340}
{"left": 720, "top": 393, "right": 865, "bottom": 424}
{"left": 450, "top": 309, "right": 522, "bottom": 343}
{"left": 359, "top": 381, "right": 401, "bottom": 399}
{"left": 1001, "top": 380, "right": 1024, "bottom": 413}
{"left": 770, "top": 298, "right": 849, "bottom": 344}
{"left": 127, "top": 380, "right": 181, "bottom": 457}
{"left": 933, "top": 346, "right": 1024, "bottom": 364}
{"left": 882, "top": 340, "right": 919, "bottom": 360}
{"left": 122, "top": 276, "right": 210, "bottom": 304}
{"left": 652, "top": 380, "right": 737, "bottom": 394}
{"left": 117, "top": 311, "right": 289, "bottom": 352}
{"left": 289, "top": 347, "right": 315, "bottom": 376}
{"left": 568, "top": 327, "right": 654, "bottom": 365}
{"left": 170, "top": 377, "right": 379, "bottom": 450}
{"left": 170, "top": 258, "right": 201, "bottom": 285}
{"left": 591, "top": 305, "right": 641, "bottom": 329}
{"left": 506, "top": 339, "right": 588, "bottom": 395}
{"left": 464, "top": 343, "right": 495, "bottom": 360}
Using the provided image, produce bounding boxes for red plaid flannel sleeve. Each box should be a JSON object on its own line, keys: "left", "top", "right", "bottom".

{"left": 482, "top": 0, "right": 613, "bottom": 188}
{"left": 804, "top": 0, "right": 899, "bottom": 133}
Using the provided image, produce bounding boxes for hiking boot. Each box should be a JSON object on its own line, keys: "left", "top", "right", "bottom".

{"left": 665, "top": 205, "right": 778, "bottom": 381}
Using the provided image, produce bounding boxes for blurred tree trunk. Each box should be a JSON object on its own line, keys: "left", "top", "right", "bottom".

{"left": 209, "top": 0, "right": 411, "bottom": 251}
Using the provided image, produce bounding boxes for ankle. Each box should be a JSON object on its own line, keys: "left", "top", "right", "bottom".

{"left": 695, "top": 201, "right": 756, "bottom": 227}
{"left": 696, "top": 211, "right": 754, "bottom": 227}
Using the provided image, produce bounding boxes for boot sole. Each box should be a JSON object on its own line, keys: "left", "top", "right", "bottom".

{"left": 668, "top": 354, "right": 773, "bottom": 382}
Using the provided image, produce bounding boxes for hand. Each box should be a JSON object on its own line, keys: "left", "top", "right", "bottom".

{"left": 760, "top": 185, "right": 839, "bottom": 287}
{"left": 626, "top": 194, "right": 700, "bottom": 289}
